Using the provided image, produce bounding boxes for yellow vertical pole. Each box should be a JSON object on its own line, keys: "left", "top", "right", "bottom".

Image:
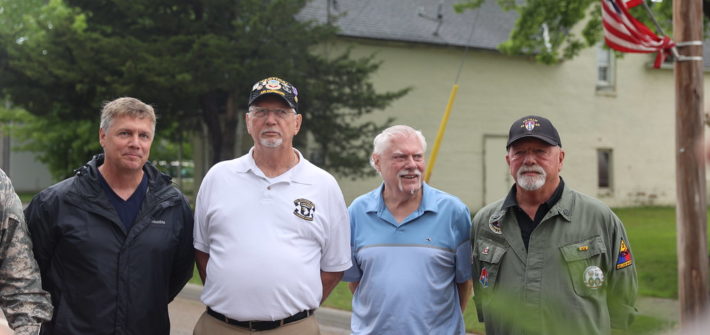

{"left": 424, "top": 84, "right": 459, "bottom": 183}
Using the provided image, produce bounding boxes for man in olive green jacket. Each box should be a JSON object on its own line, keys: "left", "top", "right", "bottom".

{"left": 472, "top": 115, "right": 637, "bottom": 335}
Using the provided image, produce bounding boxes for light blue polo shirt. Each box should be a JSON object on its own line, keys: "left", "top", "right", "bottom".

{"left": 343, "top": 183, "right": 472, "bottom": 335}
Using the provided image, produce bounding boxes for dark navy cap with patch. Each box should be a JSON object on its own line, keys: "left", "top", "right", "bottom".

{"left": 506, "top": 115, "right": 561, "bottom": 149}
{"left": 248, "top": 77, "right": 298, "bottom": 111}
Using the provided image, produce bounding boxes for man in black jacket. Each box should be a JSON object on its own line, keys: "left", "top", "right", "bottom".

{"left": 25, "top": 97, "right": 194, "bottom": 335}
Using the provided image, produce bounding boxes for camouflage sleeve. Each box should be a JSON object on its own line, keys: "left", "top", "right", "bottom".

{"left": 0, "top": 170, "right": 53, "bottom": 334}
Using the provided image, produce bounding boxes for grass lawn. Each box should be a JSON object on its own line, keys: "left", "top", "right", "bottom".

{"left": 183, "top": 206, "right": 704, "bottom": 333}
{"left": 17, "top": 191, "right": 37, "bottom": 204}
{"left": 614, "top": 206, "right": 710, "bottom": 299}
{"left": 322, "top": 282, "right": 673, "bottom": 334}
{"left": 189, "top": 265, "right": 203, "bottom": 285}
{"left": 21, "top": 188, "right": 701, "bottom": 332}
{"left": 318, "top": 206, "right": 699, "bottom": 334}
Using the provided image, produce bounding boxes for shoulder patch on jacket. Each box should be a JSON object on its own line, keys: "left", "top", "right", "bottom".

{"left": 616, "top": 239, "right": 633, "bottom": 269}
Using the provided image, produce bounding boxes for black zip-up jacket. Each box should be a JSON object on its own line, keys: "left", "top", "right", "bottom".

{"left": 25, "top": 154, "right": 194, "bottom": 335}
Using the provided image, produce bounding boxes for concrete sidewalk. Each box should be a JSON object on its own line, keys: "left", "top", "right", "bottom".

{"left": 636, "top": 296, "right": 679, "bottom": 324}
{"left": 169, "top": 283, "right": 351, "bottom": 335}
{"left": 0, "top": 286, "right": 681, "bottom": 334}
{"left": 0, "top": 283, "right": 351, "bottom": 335}
{"left": 171, "top": 284, "right": 683, "bottom": 334}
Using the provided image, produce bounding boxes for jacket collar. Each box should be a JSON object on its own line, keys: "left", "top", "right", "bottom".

{"left": 493, "top": 177, "right": 572, "bottom": 224}
{"left": 66, "top": 154, "right": 179, "bottom": 236}
{"left": 70, "top": 154, "right": 174, "bottom": 203}
{"left": 487, "top": 181, "right": 574, "bottom": 263}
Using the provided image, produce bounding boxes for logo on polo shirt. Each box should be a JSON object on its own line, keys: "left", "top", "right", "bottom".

{"left": 293, "top": 198, "right": 316, "bottom": 221}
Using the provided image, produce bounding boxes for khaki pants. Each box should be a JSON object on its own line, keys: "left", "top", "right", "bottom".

{"left": 193, "top": 311, "right": 321, "bottom": 335}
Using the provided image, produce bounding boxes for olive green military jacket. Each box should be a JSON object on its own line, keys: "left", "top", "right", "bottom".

{"left": 472, "top": 185, "right": 637, "bottom": 335}
{"left": 0, "top": 170, "right": 52, "bottom": 335}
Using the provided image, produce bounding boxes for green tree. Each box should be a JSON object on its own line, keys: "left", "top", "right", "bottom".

{"left": 455, "top": 0, "right": 708, "bottom": 64}
{"left": 0, "top": 102, "right": 100, "bottom": 180}
{"left": 0, "top": 0, "right": 407, "bottom": 179}
{"left": 0, "top": 98, "right": 193, "bottom": 180}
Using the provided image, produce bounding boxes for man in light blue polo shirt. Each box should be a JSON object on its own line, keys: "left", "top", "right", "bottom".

{"left": 343, "top": 125, "right": 473, "bottom": 335}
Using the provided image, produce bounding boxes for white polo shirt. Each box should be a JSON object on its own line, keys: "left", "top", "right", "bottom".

{"left": 194, "top": 148, "right": 351, "bottom": 321}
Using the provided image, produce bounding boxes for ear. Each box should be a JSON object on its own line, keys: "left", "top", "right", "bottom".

{"left": 245, "top": 113, "right": 253, "bottom": 135}
{"left": 558, "top": 148, "right": 565, "bottom": 171}
{"left": 294, "top": 113, "right": 302, "bottom": 135}
{"left": 372, "top": 154, "right": 381, "bottom": 172}
{"left": 99, "top": 128, "right": 106, "bottom": 148}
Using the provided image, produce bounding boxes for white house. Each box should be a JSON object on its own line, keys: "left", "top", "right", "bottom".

{"left": 299, "top": 0, "right": 710, "bottom": 208}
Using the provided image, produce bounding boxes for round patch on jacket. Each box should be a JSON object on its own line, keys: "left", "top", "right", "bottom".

{"left": 489, "top": 221, "right": 502, "bottom": 234}
{"left": 583, "top": 265, "right": 604, "bottom": 289}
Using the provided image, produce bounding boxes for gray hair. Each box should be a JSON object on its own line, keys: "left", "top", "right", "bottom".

{"left": 370, "top": 125, "right": 427, "bottom": 170}
{"left": 100, "top": 97, "right": 156, "bottom": 133}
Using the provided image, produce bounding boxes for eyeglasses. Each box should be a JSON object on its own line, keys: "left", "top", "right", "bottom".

{"left": 249, "top": 107, "right": 296, "bottom": 119}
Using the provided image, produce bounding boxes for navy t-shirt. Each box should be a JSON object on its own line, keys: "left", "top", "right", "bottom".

{"left": 97, "top": 170, "right": 148, "bottom": 231}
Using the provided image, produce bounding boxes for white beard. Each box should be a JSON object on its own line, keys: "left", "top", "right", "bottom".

{"left": 397, "top": 169, "right": 422, "bottom": 194}
{"left": 259, "top": 128, "right": 283, "bottom": 148}
{"left": 516, "top": 165, "right": 546, "bottom": 191}
{"left": 260, "top": 137, "right": 283, "bottom": 148}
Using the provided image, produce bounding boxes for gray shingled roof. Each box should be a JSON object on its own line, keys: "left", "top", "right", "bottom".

{"left": 298, "top": 0, "right": 517, "bottom": 51}
{"left": 299, "top": 0, "right": 710, "bottom": 68}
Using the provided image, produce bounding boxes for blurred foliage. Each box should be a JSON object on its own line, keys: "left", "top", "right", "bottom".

{"left": 0, "top": 0, "right": 408, "bottom": 179}
{"left": 0, "top": 99, "right": 99, "bottom": 179}
{"left": 0, "top": 96, "right": 192, "bottom": 179}
{"left": 455, "top": 0, "right": 709, "bottom": 64}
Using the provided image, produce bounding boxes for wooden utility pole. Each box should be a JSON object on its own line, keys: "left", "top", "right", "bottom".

{"left": 674, "top": 0, "right": 709, "bottom": 326}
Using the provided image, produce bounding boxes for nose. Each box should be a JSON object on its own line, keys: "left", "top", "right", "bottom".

{"left": 127, "top": 134, "right": 140, "bottom": 148}
{"left": 264, "top": 110, "right": 280, "bottom": 124}
{"left": 522, "top": 151, "right": 536, "bottom": 165}
{"left": 404, "top": 155, "right": 418, "bottom": 168}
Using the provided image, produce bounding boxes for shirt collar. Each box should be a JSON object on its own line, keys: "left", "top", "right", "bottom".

{"left": 365, "top": 182, "right": 438, "bottom": 214}
{"left": 498, "top": 177, "right": 571, "bottom": 222}
{"left": 502, "top": 177, "right": 565, "bottom": 210}
{"left": 234, "top": 147, "right": 310, "bottom": 184}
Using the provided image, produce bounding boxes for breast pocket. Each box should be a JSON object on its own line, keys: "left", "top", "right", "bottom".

{"left": 560, "top": 236, "right": 607, "bottom": 297}
{"left": 475, "top": 239, "right": 508, "bottom": 291}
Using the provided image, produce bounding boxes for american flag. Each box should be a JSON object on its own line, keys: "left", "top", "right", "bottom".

{"left": 601, "top": 0, "right": 675, "bottom": 68}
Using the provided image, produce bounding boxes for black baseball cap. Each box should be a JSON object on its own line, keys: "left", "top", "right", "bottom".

{"left": 248, "top": 77, "right": 298, "bottom": 111}
{"left": 506, "top": 115, "right": 561, "bottom": 149}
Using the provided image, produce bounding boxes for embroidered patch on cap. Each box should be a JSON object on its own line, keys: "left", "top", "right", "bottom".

{"left": 249, "top": 77, "right": 299, "bottom": 110}
{"left": 293, "top": 198, "right": 315, "bottom": 221}
{"left": 616, "top": 239, "right": 633, "bottom": 269}
{"left": 522, "top": 118, "right": 540, "bottom": 131}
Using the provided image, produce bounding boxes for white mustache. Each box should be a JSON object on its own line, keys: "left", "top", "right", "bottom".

{"left": 518, "top": 165, "right": 545, "bottom": 176}
{"left": 260, "top": 128, "right": 281, "bottom": 136}
{"left": 398, "top": 169, "right": 422, "bottom": 177}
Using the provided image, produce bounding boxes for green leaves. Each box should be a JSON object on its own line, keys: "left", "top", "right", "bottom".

{"left": 454, "top": 0, "right": 690, "bottom": 64}
{"left": 0, "top": 102, "right": 100, "bottom": 179}
{"left": 1, "top": 0, "right": 406, "bottom": 179}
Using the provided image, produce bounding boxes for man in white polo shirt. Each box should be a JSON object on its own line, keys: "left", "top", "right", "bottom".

{"left": 193, "top": 76, "right": 351, "bottom": 334}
